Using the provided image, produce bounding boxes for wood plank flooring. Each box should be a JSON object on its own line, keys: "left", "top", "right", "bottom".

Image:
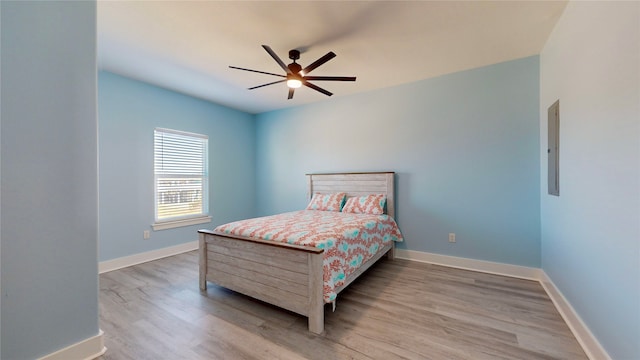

{"left": 98, "top": 251, "right": 587, "bottom": 360}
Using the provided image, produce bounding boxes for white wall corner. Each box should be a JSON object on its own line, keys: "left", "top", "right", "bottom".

{"left": 99, "top": 240, "right": 199, "bottom": 274}
{"left": 539, "top": 272, "right": 611, "bottom": 360}
{"left": 38, "top": 330, "right": 106, "bottom": 360}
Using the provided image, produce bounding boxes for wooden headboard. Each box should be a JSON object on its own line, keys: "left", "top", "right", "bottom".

{"left": 306, "top": 172, "right": 395, "bottom": 218}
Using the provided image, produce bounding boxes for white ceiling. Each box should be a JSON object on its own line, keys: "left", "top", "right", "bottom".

{"left": 98, "top": 1, "right": 567, "bottom": 114}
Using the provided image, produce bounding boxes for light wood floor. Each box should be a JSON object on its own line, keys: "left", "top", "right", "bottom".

{"left": 98, "top": 251, "right": 587, "bottom": 360}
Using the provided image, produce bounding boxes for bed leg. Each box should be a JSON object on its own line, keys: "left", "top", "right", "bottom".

{"left": 309, "top": 308, "right": 324, "bottom": 334}
{"left": 308, "top": 252, "right": 324, "bottom": 334}
{"left": 386, "top": 244, "right": 395, "bottom": 260}
{"left": 199, "top": 233, "right": 207, "bottom": 291}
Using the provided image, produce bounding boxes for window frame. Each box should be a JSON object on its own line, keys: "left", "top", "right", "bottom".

{"left": 152, "top": 127, "right": 211, "bottom": 231}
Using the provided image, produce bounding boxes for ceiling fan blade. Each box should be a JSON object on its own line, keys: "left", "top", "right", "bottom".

{"left": 303, "top": 81, "right": 333, "bottom": 97}
{"left": 304, "top": 76, "right": 356, "bottom": 82}
{"left": 248, "top": 79, "right": 286, "bottom": 90}
{"left": 301, "top": 52, "right": 336, "bottom": 75}
{"left": 262, "top": 45, "right": 292, "bottom": 74}
{"left": 229, "top": 66, "right": 285, "bottom": 78}
{"left": 288, "top": 88, "right": 295, "bottom": 99}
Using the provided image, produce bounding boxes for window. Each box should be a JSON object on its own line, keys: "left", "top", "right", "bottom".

{"left": 153, "top": 128, "right": 211, "bottom": 230}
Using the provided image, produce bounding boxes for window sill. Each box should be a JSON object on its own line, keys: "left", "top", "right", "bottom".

{"left": 152, "top": 216, "right": 212, "bottom": 231}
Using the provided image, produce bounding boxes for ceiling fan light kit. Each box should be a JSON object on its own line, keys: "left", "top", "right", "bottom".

{"left": 230, "top": 45, "right": 356, "bottom": 99}
{"left": 286, "top": 77, "right": 302, "bottom": 89}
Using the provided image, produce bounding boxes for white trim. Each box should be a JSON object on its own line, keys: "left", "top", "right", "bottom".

{"left": 539, "top": 272, "right": 611, "bottom": 360}
{"left": 395, "top": 249, "right": 542, "bottom": 280}
{"left": 99, "top": 241, "right": 198, "bottom": 274}
{"left": 395, "top": 249, "right": 610, "bottom": 360}
{"left": 38, "top": 330, "right": 106, "bottom": 360}
{"left": 152, "top": 216, "right": 211, "bottom": 231}
{"left": 154, "top": 127, "right": 208, "bottom": 139}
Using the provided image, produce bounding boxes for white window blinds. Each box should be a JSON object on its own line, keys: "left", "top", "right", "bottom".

{"left": 154, "top": 128, "right": 208, "bottom": 224}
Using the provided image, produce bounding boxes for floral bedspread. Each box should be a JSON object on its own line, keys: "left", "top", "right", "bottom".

{"left": 214, "top": 210, "right": 403, "bottom": 303}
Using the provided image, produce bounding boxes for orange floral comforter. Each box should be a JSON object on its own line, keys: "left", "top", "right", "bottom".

{"left": 214, "top": 210, "right": 403, "bottom": 303}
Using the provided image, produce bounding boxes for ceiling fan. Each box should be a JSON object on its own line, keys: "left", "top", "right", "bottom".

{"left": 230, "top": 45, "right": 356, "bottom": 99}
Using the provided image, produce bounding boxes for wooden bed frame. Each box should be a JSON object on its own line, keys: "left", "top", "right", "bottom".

{"left": 198, "top": 172, "right": 396, "bottom": 334}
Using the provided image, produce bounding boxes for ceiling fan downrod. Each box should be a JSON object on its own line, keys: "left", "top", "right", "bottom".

{"left": 288, "top": 50, "right": 302, "bottom": 74}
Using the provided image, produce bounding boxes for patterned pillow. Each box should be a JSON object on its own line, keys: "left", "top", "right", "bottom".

{"left": 342, "top": 194, "right": 386, "bottom": 215}
{"left": 305, "top": 192, "right": 346, "bottom": 212}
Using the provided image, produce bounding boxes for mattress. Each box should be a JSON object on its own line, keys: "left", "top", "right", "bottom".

{"left": 214, "top": 210, "right": 404, "bottom": 303}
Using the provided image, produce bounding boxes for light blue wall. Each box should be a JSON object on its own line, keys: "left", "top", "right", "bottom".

{"left": 256, "top": 56, "right": 541, "bottom": 267}
{"left": 539, "top": 2, "right": 640, "bottom": 358}
{"left": 98, "top": 72, "right": 256, "bottom": 261}
{"left": 1, "top": 1, "right": 99, "bottom": 359}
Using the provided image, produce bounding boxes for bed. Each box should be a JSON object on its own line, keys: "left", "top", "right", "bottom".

{"left": 198, "top": 172, "right": 402, "bottom": 334}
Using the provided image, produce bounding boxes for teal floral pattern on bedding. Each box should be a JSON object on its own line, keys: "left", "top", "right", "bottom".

{"left": 214, "top": 210, "right": 403, "bottom": 303}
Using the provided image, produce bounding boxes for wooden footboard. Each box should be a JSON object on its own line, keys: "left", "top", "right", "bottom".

{"left": 199, "top": 172, "right": 398, "bottom": 334}
{"left": 199, "top": 230, "right": 325, "bottom": 333}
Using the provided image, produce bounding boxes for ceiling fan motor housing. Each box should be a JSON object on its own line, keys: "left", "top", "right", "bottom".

{"left": 288, "top": 62, "right": 302, "bottom": 75}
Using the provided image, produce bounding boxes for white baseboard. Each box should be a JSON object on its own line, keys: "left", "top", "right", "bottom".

{"left": 38, "top": 329, "right": 106, "bottom": 360}
{"left": 395, "top": 249, "right": 542, "bottom": 280}
{"left": 395, "top": 249, "right": 610, "bottom": 360}
{"left": 99, "top": 241, "right": 198, "bottom": 274}
{"left": 539, "top": 272, "right": 611, "bottom": 360}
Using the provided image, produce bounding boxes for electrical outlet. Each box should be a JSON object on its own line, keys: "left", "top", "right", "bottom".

{"left": 448, "top": 233, "right": 456, "bottom": 243}
{"left": 143, "top": 230, "right": 150, "bottom": 240}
